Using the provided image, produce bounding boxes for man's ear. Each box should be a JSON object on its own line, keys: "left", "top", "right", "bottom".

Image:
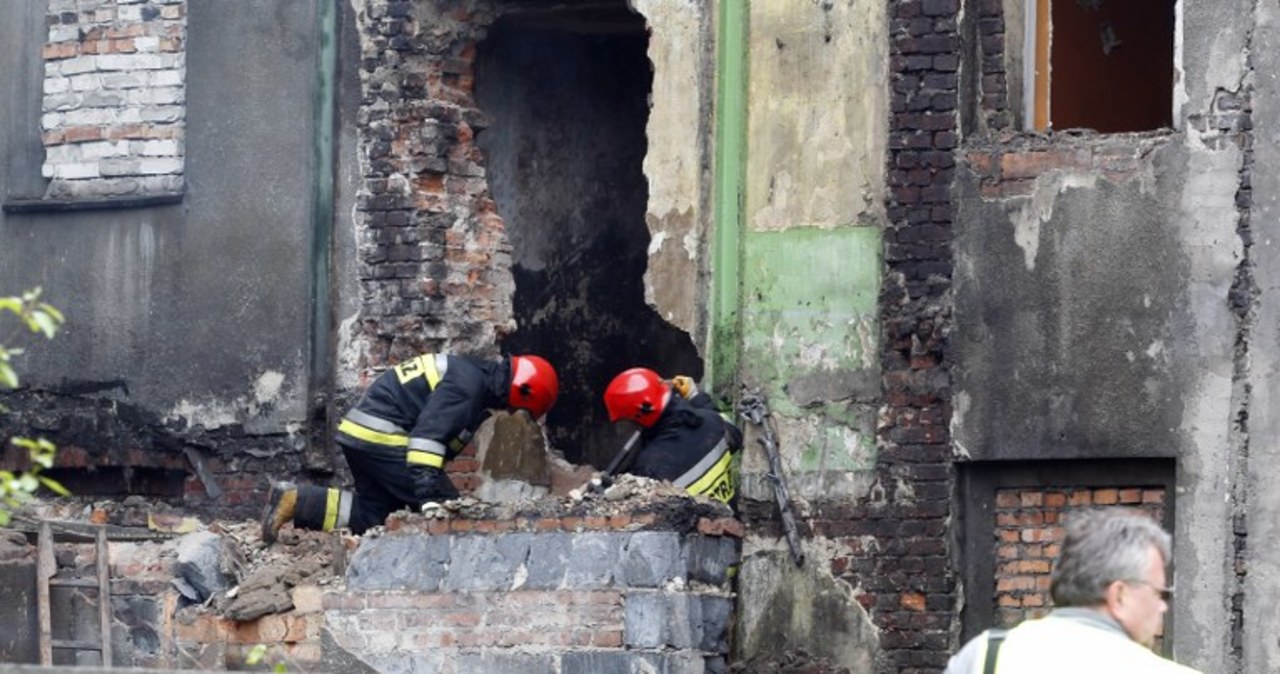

{"left": 1102, "top": 579, "right": 1126, "bottom": 614}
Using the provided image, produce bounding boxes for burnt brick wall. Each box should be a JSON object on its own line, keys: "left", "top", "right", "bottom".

{"left": 350, "top": 0, "right": 511, "bottom": 381}
{"left": 813, "top": 1, "right": 961, "bottom": 672}
{"left": 0, "top": 391, "right": 302, "bottom": 520}
{"left": 973, "top": 0, "right": 1011, "bottom": 132}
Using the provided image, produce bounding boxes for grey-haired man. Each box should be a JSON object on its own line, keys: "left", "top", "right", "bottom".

{"left": 944, "top": 508, "right": 1201, "bottom": 674}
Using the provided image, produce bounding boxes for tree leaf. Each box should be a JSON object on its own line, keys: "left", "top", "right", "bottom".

{"left": 16, "top": 474, "right": 37, "bottom": 493}
{"left": 31, "top": 312, "right": 59, "bottom": 339}
{"left": 0, "top": 364, "right": 17, "bottom": 389}
{"left": 37, "top": 303, "right": 64, "bottom": 324}
{"left": 38, "top": 475, "right": 69, "bottom": 496}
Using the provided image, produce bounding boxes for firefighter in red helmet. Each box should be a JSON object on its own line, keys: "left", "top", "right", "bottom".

{"left": 262, "top": 353, "right": 559, "bottom": 543}
{"left": 602, "top": 367, "right": 742, "bottom": 506}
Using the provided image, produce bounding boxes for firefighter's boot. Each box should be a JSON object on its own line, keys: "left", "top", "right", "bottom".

{"left": 292, "top": 485, "right": 353, "bottom": 534}
{"left": 261, "top": 481, "right": 298, "bottom": 544}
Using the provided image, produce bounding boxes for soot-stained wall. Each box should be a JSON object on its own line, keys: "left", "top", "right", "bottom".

{"left": 475, "top": 10, "right": 700, "bottom": 467}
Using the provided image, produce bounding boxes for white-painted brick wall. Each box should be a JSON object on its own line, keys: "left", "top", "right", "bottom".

{"left": 41, "top": 0, "right": 187, "bottom": 198}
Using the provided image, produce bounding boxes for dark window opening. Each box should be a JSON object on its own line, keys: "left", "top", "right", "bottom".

{"left": 476, "top": 3, "right": 702, "bottom": 468}
{"left": 1034, "top": 0, "right": 1175, "bottom": 132}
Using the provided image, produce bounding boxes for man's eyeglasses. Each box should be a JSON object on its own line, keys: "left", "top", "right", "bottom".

{"left": 1125, "top": 579, "right": 1175, "bottom": 601}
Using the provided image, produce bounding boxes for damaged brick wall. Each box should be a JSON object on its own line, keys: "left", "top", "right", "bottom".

{"left": 814, "top": 0, "right": 960, "bottom": 671}
{"left": 347, "top": 0, "right": 512, "bottom": 381}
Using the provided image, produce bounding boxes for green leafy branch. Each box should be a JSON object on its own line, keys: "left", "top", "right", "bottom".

{"left": 0, "top": 287, "right": 68, "bottom": 526}
{"left": 0, "top": 287, "right": 64, "bottom": 390}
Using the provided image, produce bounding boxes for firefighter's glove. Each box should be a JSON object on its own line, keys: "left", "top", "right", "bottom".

{"left": 413, "top": 466, "right": 460, "bottom": 506}
{"left": 671, "top": 376, "right": 698, "bottom": 400}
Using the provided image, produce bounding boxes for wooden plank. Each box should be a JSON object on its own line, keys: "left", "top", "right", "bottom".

{"left": 51, "top": 639, "right": 103, "bottom": 651}
{"left": 96, "top": 526, "right": 113, "bottom": 668}
{"left": 37, "top": 521, "right": 54, "bottom": 666}
{"left": 48, "top": 577, "right": 100, "bottom": 588}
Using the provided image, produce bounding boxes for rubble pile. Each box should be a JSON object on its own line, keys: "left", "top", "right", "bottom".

{"left": 10, "top": 472, "right": 735, "bottom": 624}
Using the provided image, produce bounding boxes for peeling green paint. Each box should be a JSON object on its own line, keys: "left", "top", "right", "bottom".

{"left": 796, "top": 418, "right": 877, "bottom": 472}
{"left": 740, "top": 226, "right": 880, "bottom": 420}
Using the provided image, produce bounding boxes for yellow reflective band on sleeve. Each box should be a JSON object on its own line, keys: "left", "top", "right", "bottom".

{"left": 323, "top": 488, "right": 340, "bottom": 531}
{"left": 393, "top": 354, "right": 444, "bottom": 389}
{"left": 338, "top": 418, "right": 409, "bottom": 447}
{"left": 406, "top": 450, "right": 446, "bottom": 468}
{"left": 685, "top": 449, "right": 735, "bottom": 504}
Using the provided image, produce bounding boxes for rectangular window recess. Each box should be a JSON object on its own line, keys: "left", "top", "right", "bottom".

{"left": 3, "top": 192, "right": 185, "bottom": 214}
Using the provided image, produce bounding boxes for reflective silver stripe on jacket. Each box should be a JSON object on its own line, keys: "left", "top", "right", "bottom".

{"left": 407, "top": 437, "right": 449, "bottom": 456}
{"left": 673, "top": 436, "right": 730, "bottom": 489}
{"left": 433, "top": 353, "right": 449, "bottom": 381}
{"left": 343, "top": 408, "right": 407, "bottom": 435}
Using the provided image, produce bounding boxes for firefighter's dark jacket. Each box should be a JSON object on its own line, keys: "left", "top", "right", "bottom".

{"left": 335, "top": 354, "right": 509, "bottom": 469}
{"left": 628, "top": 392, "right": 743, "bottom": 505}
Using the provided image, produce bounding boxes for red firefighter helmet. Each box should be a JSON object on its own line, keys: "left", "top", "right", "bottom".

{"left": 603, "top": 367, "right": 672, "bottom": 428}
{"left": 509, "top": 355, "right": 559, "bottom": 419}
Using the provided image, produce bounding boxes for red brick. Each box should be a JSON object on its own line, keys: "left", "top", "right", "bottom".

{"left": 995, "top": 491, "right": 1020, "bottom": 508}
{"left": 900, "top": 591, "right": 927, "bottom": 612}
{"left": 1068, "top": 490, "right": 1092, "bottom": 506}
{"left": 1093, "top": 489, "right": 1119, "bottom": 505}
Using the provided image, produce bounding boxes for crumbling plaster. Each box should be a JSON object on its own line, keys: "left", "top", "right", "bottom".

{"left": 1242, "top": 0, "right": 1280, "bottom": 672}
{"left": 746, "top": 0, "right": 888, "bottom": 232}
{"left": 735, "top": 537, "right": 878, "bottom": 671}
{"left": 631, "top": 0, "right": 716, "bottom": 338}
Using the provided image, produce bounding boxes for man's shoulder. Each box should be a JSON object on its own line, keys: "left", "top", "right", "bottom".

{"left": 943, "top": 628, "right": 1002, "bottom": 674}
{"left": 1000, "top": 616, "right": 1201, "bottom": 673}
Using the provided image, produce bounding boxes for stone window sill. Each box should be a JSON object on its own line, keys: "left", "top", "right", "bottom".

{"left": 3, "top": 191, "right": 184, "bottom": 214}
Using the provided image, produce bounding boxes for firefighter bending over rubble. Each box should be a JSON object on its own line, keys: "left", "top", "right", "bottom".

{"left": 602, "top": 368, "right": 743, "bottom": 507}
{"left": 261, "top": 353, "right": 559, "bottom": 543}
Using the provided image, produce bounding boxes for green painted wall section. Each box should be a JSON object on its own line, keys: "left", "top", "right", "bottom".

{"left": 740, "top": 226, "right": 881, "bottom": 471}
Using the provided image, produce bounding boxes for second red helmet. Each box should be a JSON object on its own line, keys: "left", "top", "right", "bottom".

{"left": 603, "top": 367, "right": 672, "bottom": 428}
{"left": 509, "top": 355, "right": 559, "bottom": 419}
